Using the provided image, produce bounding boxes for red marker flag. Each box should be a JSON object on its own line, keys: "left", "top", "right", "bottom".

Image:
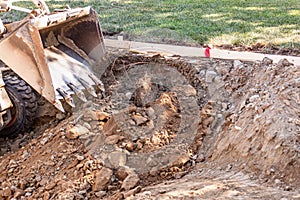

{"left": 204, "top": 47, "right": 211, "bottom": 58}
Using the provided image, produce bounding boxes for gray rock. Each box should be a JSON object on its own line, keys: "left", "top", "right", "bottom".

{"left": 108, "top": 151, "right": 127, "bottom": 168}
{"left": 233, "top": 60, "right": 243, "bottom": 68}
{"left": 205, "top": 70, "right": 217, "bottom": 83}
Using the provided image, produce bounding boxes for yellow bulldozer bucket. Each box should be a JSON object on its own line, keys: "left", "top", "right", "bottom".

{"left": 0, "top": 6, "right": 105, "bottom": 111}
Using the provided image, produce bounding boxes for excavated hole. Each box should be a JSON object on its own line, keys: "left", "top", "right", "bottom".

{"left": 0, "top": 52, "right": 223, "bottom": 199}
{"left": 0, "top": 50, "right": 299, "bottom": 199}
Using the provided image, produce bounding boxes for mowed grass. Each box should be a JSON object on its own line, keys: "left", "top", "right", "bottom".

{"left": 2, "top": 0, "right": 300, "bottom": 48}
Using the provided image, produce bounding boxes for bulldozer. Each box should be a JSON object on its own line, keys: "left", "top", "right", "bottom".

{"left": 0, "top": 0, "right": 106, "bottom": 137}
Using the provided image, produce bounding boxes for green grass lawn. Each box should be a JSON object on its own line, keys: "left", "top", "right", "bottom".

{"left": 2, "top": 0, "right": 299, "bottom": 48}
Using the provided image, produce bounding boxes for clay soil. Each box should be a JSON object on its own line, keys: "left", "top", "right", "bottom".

{"left": 0, "top": 48, "right": 299, "bottom": 200}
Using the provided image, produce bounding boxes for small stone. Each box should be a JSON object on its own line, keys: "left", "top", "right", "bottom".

{"left": 205, "top": 70, "right": 217, "bottom": 83}
{"left": 108, "top": 151, "right": 127, "bottom": 168}
{"left": 171, "top": 153, "right": 190, "bottom": 166}
{"left": 76, "top": 155, "right": 85, "bottom": 161}
{"left": 40, "top": 137, "right": 49, "bottom": 145}
{"left": 83, "top": 110, "right": 98, "bottom": 121}
{"left": 128, "top": 119, "right": 136, "bottom": 126}
{"left": 95, "top": 191, "right": 106, "bottom": 198}
{"left": 257, "top": 108, "right": 264, "bottom": 114}
{"left": 93, "top": 167, "right": 113, "bottom": 192}
{"left": 107, "top": 185, "right": 118, "bottom": 191}
{"left": 40, "top": 178, "right": 48, "bottom": 186}
{"left": 173, "top": 171, "right": 188, "bottom": 179}
{"left": 96, "top": 111, "right": 110, "bottom": 121}
{"left": 66, "top": 125, "right": 89, "bottom": 139}
{"left": 126, "top": 92, "right": 133, "bottom": 99}
{"left": 2, "top": 187, "right": 12, "bottom": 197}
{"left": 13, "top": 189, "right": 24, "bottom": 198}
{"left": 125, "top": 141, "right": 137, "bottom": 152}
{"left": 115, "top": 166, "right": 134, "bottom": 181}
{"left": 151, "top": 134, "right": 161, "bottom": 145}
{"left": 76, "top": 163, "right": 84, "bottom": 170}
{"left": 82, "top": 122, "right": 92, "bottom": 130}
{"left": 277, "top": 58, "right": 291, "bottom": 67}
{"left": 262, "top": 57, "right": 273, "bottom": 65}
{"left": 150, "top": 167, "right": 159, "bottom": 176}
{"left": 21, "top": 151, "right": 29, "bottom": 159}
{"left": 45, "top": 182, "right": 56, "bottom": 191}
{"left": 123, "top": 186, "right": 142, "bottom": 198}
{"left": 79, "top": 182, "right": 91, "bottom": 191}
{"left": 78, "top": 190, "right": 86, "bottom": 195}
{"left": 146, "top": 107, "right": 155, "bottom": 119}
{"left": 172, "top": 85, "right": 196, "bottom": 97}
{"left": 43, "top": 191, "right": 50, "bottom": 200}
{"left": 105, "top": 135, "right": 125, "bottom": 145}
{"left": 25, "top": 192, "right": 32, "bottom": 197}
{"left": 132, "top": 115, "right": 148, "bottom": 126}
{"left": 249, "top": 94, "right": 260, "bottom": 103}
{"left": 234, "top": 126, "right": 242, "bottom": 131}
{"left": 75, "top": 193, "right": 85, "bottom": 199}
{"left": 19, "top": 179, "right": 28, "bottom": 190}
{"left": 121, "top": 173, "right": 139, "bottom": 191}
{"left": 274, "top": 179, "right": 281, "bottom": 185}
{"left": 233, "top": 60, "right": 243, "bottom": 67}
{"left": 196, "top": 154, "right": 205, "bottom": 163}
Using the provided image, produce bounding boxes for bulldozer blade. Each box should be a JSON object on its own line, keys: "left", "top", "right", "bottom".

{"left": 89, "top": 73, "right": 105, "bottom": 92}
{"left": 67, "top": 83, "right": 87, "bottom": 102}
{"left": 57, "top": 88, "right": 75, "bottom": 108}
{"left": 0, "top": 7, "right": 106, "bottom": 111}
{"left": 76, "top": 76, "right": 98, "bottom": 98}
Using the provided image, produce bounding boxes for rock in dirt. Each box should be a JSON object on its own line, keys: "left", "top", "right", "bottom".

{"left": 116, "top": 166, "right": 135, "bottom": 181}
{"left": 95, "top": 191, "right": 106, "bottom": 198}
{"left": 205, "top": 70, "right": 217, "bottom": 83}
{"left": 105, "top": 134, "right": 125, "bottom": 145}
{"left": 93, "top": 167, "right": 113, "bottom": 192}
{"left": 108, "top": 151, "right": 127, "bottom": 168}
{"left": 262, "top": 57, "right": 273, "bottom": 65}
{"left": 233, "top": 60, "right": 243, "bottom": 67}
{"left": 96, "top": 111, "right": 110, "bottom": 121}
{"left": 132, "top": 115, "right": 148, "bottom": 125}
{"left": 83, "top": 110, "right": 110, "bottom": 122}
{"left": 65, "top": 125, "right": 89, "bottom": 139}
{"left": 1, "top": 187, "right": 12, "bottom": 197}
{"left": 121, "top": 173, "right": 140, "bottom": 191}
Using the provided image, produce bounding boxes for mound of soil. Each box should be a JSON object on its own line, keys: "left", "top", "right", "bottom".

{"left": 0, "top": 49, "right": 299, "bottom": 199}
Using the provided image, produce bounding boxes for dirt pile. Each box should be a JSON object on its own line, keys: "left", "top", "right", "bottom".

{"left": 209, "top": 57, "right": 300, "bottom": 188}
{"left": 0, "top": 49, "right": 299, "bottom": 199}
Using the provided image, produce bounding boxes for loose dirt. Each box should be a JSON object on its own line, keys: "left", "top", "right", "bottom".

{"left": 0, "top": 48, "right": 299, "bottom": 199}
